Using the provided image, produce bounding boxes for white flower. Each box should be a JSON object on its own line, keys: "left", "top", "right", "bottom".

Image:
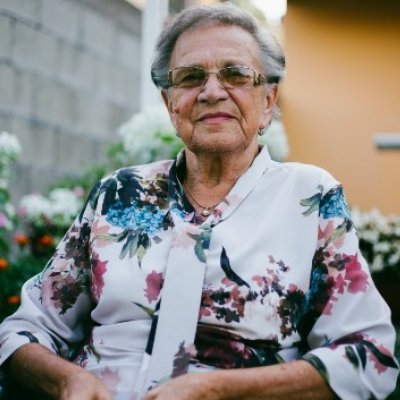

{"left": 118, "top": 106, "right": 182, "bottom": 164}
{"left": 0, "top": 131, "right": 21, "bottom": 160}
{"left": 373, "top": 241, "right": 391, "bottom": 254}
{"left": 18, "top": 188, "right": 83, "bottom": 228}
{"left": 258, "top": 119, "right": 289, "bottom": 161}
{"left": 18, "top": 194, "right": 50, "bottom": 222}
{"left": 359, "top": 229, "right": 379, "bottom": 244}
{"left": 0, "top": 211, "right": 13, "bottom": 230}
{"left": 48, "top": 188, "right": 83, "bottom": 226}
{"left": 370, "top": 254, "right": 384, "bottom": 273}
{"left": 388, "top": 251, "right": 400, "bottom": 266}
{"left": 352, "top": 207, "right": 400, "bottom": 276}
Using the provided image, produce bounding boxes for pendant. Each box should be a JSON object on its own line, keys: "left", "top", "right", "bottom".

{"left": 201, "top": 208, "right": 212, "bottom": 217}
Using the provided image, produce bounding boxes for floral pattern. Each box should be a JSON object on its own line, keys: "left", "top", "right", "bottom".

{"left": 0, "top": 147, "right": 398, "bottom": 399}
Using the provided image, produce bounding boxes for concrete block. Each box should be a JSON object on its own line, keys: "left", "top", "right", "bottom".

{"left": 106, "top": 101, "right": 131, "bottom": 137}
{"left": 96, "top": 60, "right": 137, "bottom": 105}
{"left": 58, "top": 41, "right": 97, "bottom": 90}
{"left": 9, "top": 117, "right": 35, "bottom": 165}
{"left": 75, "top": 91, "right": 109, "bottom": 137}
{"left": 14, "top": 22, "right": 58, "bottom": 75}
{"left": 0, "top": 62, "right": 15, "bottom": 112}
{"left": 0, "top": 14, "right": 12, "bottom": 59}
{"left": 31, "top": 121, "right": 57, "bottom": 168}
{"left": 115, "top": 30, "right": 141, "bottom": 70}
{"left": 80, "top": 0, "right": 141, "bottom": 36}
{"left": 40, "top": 0, "right": 82, "bottom": 43}
{"left": 29, "top": 164, "right": 62, "bottom": 195}
{"left": 81, "top": 10, "right": 115, "bottom": 57}
{"left": 33, "top": 75, "right": 78, "bottom": 128}
{"left": 14, "top": 68, "right": 34, "bottom": 116}
{"left": 0, "top": 0, "right": 39, "bottom": 24}
{"left": 9, "top": 163, "right": 32, "bottom": 202}
{"left": 105, "top": 65, "right": 128, "bottom": 104}
{"left": 0, "top": 111, "right": 12, "bottom": 132}
{"left": 54, "top": 130, "right": 98, "bottom": 171}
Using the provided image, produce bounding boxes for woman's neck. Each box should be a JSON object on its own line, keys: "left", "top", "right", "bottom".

{"left": 183, "top": 144, "right": 260, "bottom": 189}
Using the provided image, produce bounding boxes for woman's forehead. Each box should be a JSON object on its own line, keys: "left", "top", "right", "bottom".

{"left": 170, "top": 24, "right": 262, "bottom": 69}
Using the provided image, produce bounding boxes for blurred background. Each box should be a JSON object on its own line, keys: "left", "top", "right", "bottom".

{"left": 0, "top": 1, "right": 400, "bottom": 394}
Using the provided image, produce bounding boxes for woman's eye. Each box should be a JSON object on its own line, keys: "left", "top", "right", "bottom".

{"left": 179, "top": 72, "right": 204, "bottom": 86}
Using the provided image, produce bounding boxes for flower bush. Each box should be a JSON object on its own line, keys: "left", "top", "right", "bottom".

{"left": 0, "top": 132, "right": 42, "bottom": 321}
{"left": 0, "top": 132, "right": 21, "bottom": 253}
{"left": 352, "top": 208, "right": 400, "bottom": 278}
{"left": 17, "top": 188, "right": 84, "bottom": 257}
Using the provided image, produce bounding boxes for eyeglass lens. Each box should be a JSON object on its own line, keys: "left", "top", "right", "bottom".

{"left": 170, "top": 67, "right": 257, "bottom": 88}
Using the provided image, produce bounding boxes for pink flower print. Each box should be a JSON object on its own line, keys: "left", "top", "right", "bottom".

{"left": 368, "top": 346, "right": 391, "bottom": 374}
{"left": 344, "top": 254, "right": 369, "bottom": 293}
{"left": 91, "top": 219, "right": 112, "bottom": 248}
{"left": 318, "top": 220, "right": 345, "bottom": 248}
{"left": 318, "top": 220, "right": 334, "bottom": 243}
{"left": 222, "top": 276, "right": 235, "bottom": 287}
{"left": 199, "top": 289, "right": 213, "bottom": 319}
{"left": 144, "top": 270, "right": 163, "bottom": 303}
{"left": 335, "top": 273, "right": 345, "bottom": 294}
{"left": 99, "top": 367, "right": 121, "bottom": 395}
{"left": 171, "top": 230, "right": 195, "bottom": 249}
{"left": 91, "top": 255, "right": 108, "bottom": 302}
{"left": 252, "top": 275, "right": 264, "bottom": 287}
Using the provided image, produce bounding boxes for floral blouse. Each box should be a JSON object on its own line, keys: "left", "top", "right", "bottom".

{"left": 0, "top": 146, "right": 398, "bottom": 399}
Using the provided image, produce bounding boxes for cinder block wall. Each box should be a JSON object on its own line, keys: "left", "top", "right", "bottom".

{"left": 0, "top": 0, "right": 141, "bottom": 200}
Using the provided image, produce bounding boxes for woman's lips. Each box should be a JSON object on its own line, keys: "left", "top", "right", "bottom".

{"left": 198, "top": 112, "right": 234, "bottom": 124}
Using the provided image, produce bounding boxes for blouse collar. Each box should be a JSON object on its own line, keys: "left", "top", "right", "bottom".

{"left": 167, "top": 146, "right": 273, "bottom": 226}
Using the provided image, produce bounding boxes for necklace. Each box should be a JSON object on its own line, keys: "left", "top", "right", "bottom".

{"left": 183, "top": 182, "right": 222, "bottom": 217}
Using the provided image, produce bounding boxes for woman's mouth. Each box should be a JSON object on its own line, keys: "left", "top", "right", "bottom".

{"left": 198, "top": 112, "right": 234, "bottom": 124}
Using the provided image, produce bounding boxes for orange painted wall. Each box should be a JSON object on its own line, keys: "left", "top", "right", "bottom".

{"left": 281, "top": 1, "right": 400, "bottom": 213}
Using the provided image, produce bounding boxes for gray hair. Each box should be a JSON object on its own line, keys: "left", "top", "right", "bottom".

{"left": 151, "top": 4, "right": 286, "bottom": 90}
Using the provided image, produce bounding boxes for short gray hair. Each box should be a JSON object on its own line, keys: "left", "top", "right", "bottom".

{"left": 151, "top": 4, "right": 286, "bottom": 89}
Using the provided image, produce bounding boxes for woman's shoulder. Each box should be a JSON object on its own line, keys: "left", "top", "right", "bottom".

{"left": 102, "top": 159, "right": 174, "bottom": 185}
{"left": 271, "top": 160, "right": 341, "bottom": 195}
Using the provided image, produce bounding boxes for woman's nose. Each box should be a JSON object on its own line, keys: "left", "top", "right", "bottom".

{"left": 197, "top": 73, "right": 229, "bottom": 103}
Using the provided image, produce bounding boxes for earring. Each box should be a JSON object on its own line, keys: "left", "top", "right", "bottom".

{"left": 258, "top": 127, "right": 264, "bottom": 136}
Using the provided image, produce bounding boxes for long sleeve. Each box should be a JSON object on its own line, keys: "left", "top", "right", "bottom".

{"left": 0, "top": 182, "right": 101, "bottom": 369}
{"left": 298, "top": 185, "right": 398, "bottom": 399}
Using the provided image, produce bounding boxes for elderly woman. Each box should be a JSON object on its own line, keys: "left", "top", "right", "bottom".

{"left": 0, "top": 4, "right": 398, "bottom": 400}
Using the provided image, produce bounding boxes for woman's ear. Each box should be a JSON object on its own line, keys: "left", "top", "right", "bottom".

{"left": 260, "top": 84, "right": 279, "bottom": 129}
{"left": 161, "top": 89, "right": 177, "bottom": 127}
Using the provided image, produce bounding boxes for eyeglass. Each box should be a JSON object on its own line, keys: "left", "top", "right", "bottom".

{"left": 167, "top": 66, "right": 276, "bottom": 89}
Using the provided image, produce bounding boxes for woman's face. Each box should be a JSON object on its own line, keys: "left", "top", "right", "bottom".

{"left": 162, "top": 24, "right": 278, "bottom": 155}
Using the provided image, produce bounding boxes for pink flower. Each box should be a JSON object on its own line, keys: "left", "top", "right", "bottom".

{"left": 17, "top": 206, "right": 27, "bottom": 218}
{"left": 335, "top": 273, "right": 345, "bottom": 294}
{"left": 73, "top": 186, "right": 85, "bottom": 197}
{"left": 91, "top": 254, "right": 108, "bottom": 302}
{"left": 144, "top": 270, "right": 163, "bottom": 303}
{"left": 368, "top": 346, "right": 390, "bottom": 374}
{"left": 252, "top": 275, "right": 264, "bottom": 287}
{"left": 99, "top": 367, "right": 121, "bottom": 395}
{"left": 344, "top": 254, "right": 369, "bottom": 293}
{"left": 0, "top": 212, "right": 9, "bottom": 228}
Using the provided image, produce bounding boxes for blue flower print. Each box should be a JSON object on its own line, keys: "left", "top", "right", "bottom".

{"left": 319, "top": 186, "right": 350, "bottom": 220}
{"left": 106, "top": 200, "right": 166, "bottom": 236}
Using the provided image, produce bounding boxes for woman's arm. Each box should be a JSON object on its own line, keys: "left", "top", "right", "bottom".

{"left": 145, "top": 360, "right": 335, "bottom": 400}
{"left": 4, "top": 343, "right": 112, "bottom": 400}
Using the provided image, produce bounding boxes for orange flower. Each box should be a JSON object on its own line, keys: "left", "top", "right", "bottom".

{"left": 0, "top": 258, "right": 9, "bottom": 270}
{"left": 38, "top": 235, "right": 54, "bottom": 247}
{"left": 14, "top": 233, "right": 29, "bottom": 246}
{"left": 7, "top": 295, "right": 20, "bottom": 305}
